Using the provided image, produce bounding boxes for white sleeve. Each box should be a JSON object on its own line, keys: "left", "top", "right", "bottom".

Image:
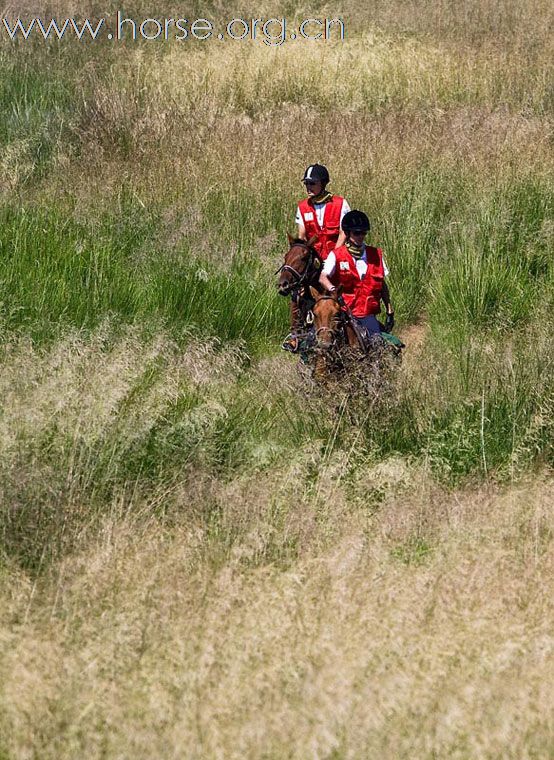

{"left": 295, "top": 205, "right": 302, "bottom": 226}
{"left": 382, "top": 254, "right": 390, "bottom": 277}
{"left": 340, "top": 199, "right": 351, "bottom": 221}
{"left": 322, "top": 251, "right": 337, "bottom": 277}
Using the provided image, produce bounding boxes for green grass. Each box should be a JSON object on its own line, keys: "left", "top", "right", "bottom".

{"left": 0, "top": 161, "right": 551, "bottom": 534}
{"left": 0, "top": 4, "right": 552, "bottom": 575}
{"left": 0, "top": 202, "right": 288, "bottom": 345}
{"left": 1, "top": 167, "right": 550, "bottom": 338}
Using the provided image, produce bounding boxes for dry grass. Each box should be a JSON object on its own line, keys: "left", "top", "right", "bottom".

{"left": 2, "top": 468, "right": 554, "bottom": 758}
{"left": 0, "top": 332, "right": 552, "bottom": 757}
{"left": 1, "top": 5, "right": 548, "bottom": 207}
{"left": 0, "top": 0, "right": 553, "bottom": 755}
{"left": 0, "top": 328, "right": 248, "bottom": 567}
{"left": 65, "top": 37, "right": 553, "bottom": 191}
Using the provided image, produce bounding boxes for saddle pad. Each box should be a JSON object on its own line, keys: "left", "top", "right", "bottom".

{"left": 381, "top": 332, "right": 406, "bottom": 349}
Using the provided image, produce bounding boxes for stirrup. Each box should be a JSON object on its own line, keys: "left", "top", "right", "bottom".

{"left": 281, "top": 334, "right": 299, "bottom": 353}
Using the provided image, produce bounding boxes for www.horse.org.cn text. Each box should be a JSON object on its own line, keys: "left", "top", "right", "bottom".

{"left": 1, "top": 14, "right": 346, "bottom": 45}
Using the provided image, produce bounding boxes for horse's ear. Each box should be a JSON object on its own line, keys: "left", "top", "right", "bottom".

{"left": 309, "top": 286, "right": 322, "bottom": 301}
{"left": 287, "top": 232, "right": 295, "bottom": 245}
{"left": 336, "top": 284, "right": 343, "bottom": 296}
{"left": 306, "top": 235, "right": 318, "bottom": 248}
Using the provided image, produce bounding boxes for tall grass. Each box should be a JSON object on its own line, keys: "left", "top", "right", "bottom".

{"left": 0, "top": 325, "right": 552, "bottom": 572}
{"left": 2, "top": 437, "right": 554, "bottom": 758}
{"left": 0, "top": 0, "right": 553, "bottom": 754}
{"left": 0, "top": 203, "right": 287, "bottom": 344}
{"left": 1, "top": 161, "right": 551, "bottom": 333}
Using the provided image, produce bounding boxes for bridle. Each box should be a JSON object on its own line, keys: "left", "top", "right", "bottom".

{"left": 312, "top": 295, "right": 343, "bottom": 350}
{"left": 275, "top": 242, "right": 320, "bottom": 291}
{"left": 312, "top": 296, "right": 369, "bottom": 352}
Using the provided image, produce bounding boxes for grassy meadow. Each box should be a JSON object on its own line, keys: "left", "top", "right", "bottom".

{"left": 0, "top": 0, "right": 553, "bottom": 756}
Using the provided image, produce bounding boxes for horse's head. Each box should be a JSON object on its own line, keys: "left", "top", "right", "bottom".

{"left": 277, "top": 234, "right": 319, "bottom": 296}
{"left": 309, "top": 286, "right": 343, "bottom": 349}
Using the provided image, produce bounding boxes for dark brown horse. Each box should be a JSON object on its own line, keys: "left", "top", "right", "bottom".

{"left": 276, "top": 234, "right": 322, "bottom": 297}
{"left": 276, "top": 235, "right": 324, "bottom": 350}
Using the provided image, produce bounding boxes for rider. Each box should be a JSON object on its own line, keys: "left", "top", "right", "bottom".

{"left": 283, "top": 163, "right": 351, "bottom": 352}
{"left": 318, "top": 210, "right": 395, "bottom": 339}
{"left": 295, "top": 164, "right": 350, "bottom": 259}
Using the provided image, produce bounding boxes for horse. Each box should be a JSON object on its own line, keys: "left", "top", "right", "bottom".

{"left": 276, "top": 234, "right": 322, "bottom": 297}
{"left": 308, "top": 286, "right": 404, "bottom": 388}
{"left": 308, "top": 286, "right": 365, "bottom": 379}
{"left": 276, "top": 235, "right": 324, "bottom": 350}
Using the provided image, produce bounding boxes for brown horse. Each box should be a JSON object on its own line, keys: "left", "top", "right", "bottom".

{"left": 309, "top": 287, "right": 404, "bottom": 388}
{"left": 276, "top": 235, "right": 324, "bottom": 351}
{"left": 276, "top": 234, "right": 321, "bottom": 297}
{"left": 308, "top": 287, "right": 365, "bottom": 379}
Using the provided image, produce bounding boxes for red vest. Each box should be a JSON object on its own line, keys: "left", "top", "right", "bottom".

{"left": 297, "top": 195, "right": 343, "bottom": 260}
{"left": 330, "top": 245, "right": 385, "bottom": 317}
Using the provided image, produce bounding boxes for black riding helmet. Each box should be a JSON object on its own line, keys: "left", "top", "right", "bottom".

{"left": 302, "top": 164, "right": 330, "bottom": 184}
{"left": 341, "top": 210, "right": 370, "bottom": 234}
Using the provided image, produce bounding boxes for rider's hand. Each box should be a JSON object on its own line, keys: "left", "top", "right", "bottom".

{"left": 384, "top": 312, "right": 395, "bottom": 332}
{"left": 328, "top": 285, "right": 341, "bottom": 303}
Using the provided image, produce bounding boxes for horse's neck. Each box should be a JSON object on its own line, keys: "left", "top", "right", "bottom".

{"left": 345, "top": 320, "right": 364, "bottom": 349}
{"left": 303, "top": 255, "right": 319, "bottom": 285}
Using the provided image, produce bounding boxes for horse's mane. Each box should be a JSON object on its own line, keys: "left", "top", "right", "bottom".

{"left": 289, "top": 237, "right": 319, "bottom": 256}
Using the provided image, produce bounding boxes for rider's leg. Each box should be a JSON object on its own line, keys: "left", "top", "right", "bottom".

{"left": 353, "top": 314, "right": 383, "bottom": 350}
{"left": 355, "top": 315, "right": 381, "bottom": 334}
{"left": 282, "top": 297, "right": 302, "bottom": 352}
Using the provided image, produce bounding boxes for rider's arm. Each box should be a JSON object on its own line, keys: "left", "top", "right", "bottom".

{"left": 320, "top": 272, "right": 335, "bottom": 292}
{"left": 319, "top": 252, "right": 337, "bottom": 293}
{"left": 336, "top": 199, "right": 350, "bottom": 250}
{"left": 295, "top": 206, "right": 306, "bottom": 240}
{"left": 382, "top": 280, "right": 394, "bottom": 314}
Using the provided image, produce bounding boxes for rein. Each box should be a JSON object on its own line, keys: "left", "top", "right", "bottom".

{"left": 275, "top": 242, "right": 320, "bottom": 290}
{"left": 313, "top": 296, "right": 343, "bottom": 349}
{"left": 313, "top": 297, "right": 368, "bottom": 354}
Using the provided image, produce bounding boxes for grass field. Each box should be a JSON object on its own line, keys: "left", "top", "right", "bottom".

{"left": 0, "top": 1, "right": 553, "bottom": 756}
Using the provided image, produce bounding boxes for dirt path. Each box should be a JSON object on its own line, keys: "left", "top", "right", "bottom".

{"left": 399, "top": 321, "right": 429, "bottom": 371}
